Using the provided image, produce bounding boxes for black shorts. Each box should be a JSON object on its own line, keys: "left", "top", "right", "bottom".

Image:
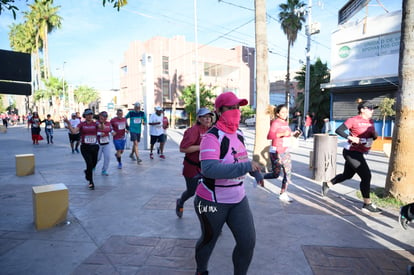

{"left": 68, "top": 133, "right": 80, "bottom": 142}
{"left": 150, "top": 134, "right": 166, "bottom": 145}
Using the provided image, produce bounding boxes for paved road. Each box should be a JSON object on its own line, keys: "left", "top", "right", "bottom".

{"left": 0, "top": 124, "right": 413, "bottom": 274}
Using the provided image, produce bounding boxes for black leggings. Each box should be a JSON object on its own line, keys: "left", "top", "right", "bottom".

{"left": 331, "top": 149, "right": 371, "bottom": 198}
{"left": 80, "top": 144, "right": 99, "bottom": 183}
{"left": 178, "top": 176, "right": 199, "bottom": 207}
{"left": 194, "top": 196, "right": 255, "bottom": 275}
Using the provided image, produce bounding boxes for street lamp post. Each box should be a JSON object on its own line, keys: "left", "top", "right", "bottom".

{"left": 62, "top": 61, "right": 67, "bottom": 111}
{"left": 193, "top": 0, "right": 200, "bottom": 111}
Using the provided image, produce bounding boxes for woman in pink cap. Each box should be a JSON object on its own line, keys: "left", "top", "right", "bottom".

{"left": 194, "top": 92, "right": 263, "bottom": 275}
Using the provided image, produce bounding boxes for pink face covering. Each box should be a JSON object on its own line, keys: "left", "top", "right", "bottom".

{"left": 216, "top": 109, "right": 241, "bottom": 133}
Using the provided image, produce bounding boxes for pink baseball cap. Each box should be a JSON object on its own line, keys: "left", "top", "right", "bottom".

{"left": 215, "top": 92, "right": 248, "bottom": 110}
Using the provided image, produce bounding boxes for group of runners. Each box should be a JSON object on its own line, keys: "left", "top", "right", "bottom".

{"left": 63, "top": 103, "right": 168, "bottom": 190}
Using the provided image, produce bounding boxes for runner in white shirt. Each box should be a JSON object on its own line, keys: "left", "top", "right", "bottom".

{"left": 148, "top": 106, "right": 166, "bottom": 159}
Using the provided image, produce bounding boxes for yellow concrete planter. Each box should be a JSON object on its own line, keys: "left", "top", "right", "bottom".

{"left": 372, "top": 137, "right": 392, "bottom": 156}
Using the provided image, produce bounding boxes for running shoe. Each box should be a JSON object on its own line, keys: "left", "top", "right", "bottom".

{"left": 129, "top": 153, "right": 136, "bottom": 161}
{"left": 399, "top": 205, "right": 411, "bottom": 230}
{"left": 101, "top": 170, "right": 109, "bottom": 176}
{"left": 279, "top": 192, "right": 293, "bottom": 202}
{"left": 362, "top": 203, "right": 382, "bottom": 214}
{"left": 118, "top": 162, "right": 122, "bottom": 169}
{"left": 176, "top": 198, "right": 183, "bottom": 218}
{"left": 150, "top": 153, "right": 154, "bottom": 159}
{"left": 137, "top": 158, "right": 142, "bottom": 164}
{"left": 72, "top": 149, "right": 75, "bottom": 154}
{"left": 75, "top": 148, "right": 80, "bottom": 153}
{"left": 321, "top": 181, "right": 330, "bottom": 197}
{"left": 160, "top": 154, "right": 166, "bottom": 159}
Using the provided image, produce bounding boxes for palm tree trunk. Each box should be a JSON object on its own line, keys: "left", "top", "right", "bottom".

{"left": 285, "top": 40, "right": 291, "bottom": 107}
{"left": 43, "top": 26, "right": 50, "bottom": 80}
{"left": 253, "top": 0, "right": 270, "bottom": 167}
{"left": 385, "top": 0, "right": 414, "bottom": 203}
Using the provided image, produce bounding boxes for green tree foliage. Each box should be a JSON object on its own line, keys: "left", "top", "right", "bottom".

{"left": 240, "top": 105, "right": 255, "bottom": 120}
{"left": 0, "top": 95, "right": 6, "bottom": 113}
{"left": 0, "top": 0, "right": 19, "bottom": 19}
{"left": 278, "top": 0, "right": 306, "bottom": 105}
{"left": 294, "top": 58, "right": 330, "bottom": 131}
{"left": 25, "top": 0, "right": 62, "bottom": 80}
{"left": 102, "top": 0, "right": 128, "bottom": 10}
{"left": 180, "top": 83, "right": 216, "bottom": 122}
{"left": 379, "top": 97, "right": 395, "bottom": 138}
{"left": 74, "top": 85, "right": 99, "bottom": 105}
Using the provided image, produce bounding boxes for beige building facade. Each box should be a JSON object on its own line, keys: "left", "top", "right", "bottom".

{"left": 118, "top": 36, "right": 255, "bottom": 117}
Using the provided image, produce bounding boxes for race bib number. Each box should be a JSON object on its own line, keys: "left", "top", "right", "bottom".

{"left": 100, "top": 136, "right": 110, "bottom": 144}
{"left": 84, "top": 135, "right": 97, "bottom": 144}
{"left": 46, "top": 125, "right": 52, "bottom": 129}
{"left": 118, "top": 123, "right": 125, "bottom": 130}
{"left": 133, "top": 118, "right": 141, "bottom": 124}
{"left": 33, "top": 124, "right": 39, "bottom": 128}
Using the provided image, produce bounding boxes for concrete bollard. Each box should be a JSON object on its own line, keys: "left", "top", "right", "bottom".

{"left": 309, "top": 151, "right": 314, "bottom": 169}
{"left": 15, "top": 154, "right": 35, "bottom": 176}
{"left": 32, "top": 183, "right": 69, "bottom": 230}
{"left": 0, "top": 125, "right": 6, "bottom": 133}
{"left": 313, "top": 134, "right": 337, "bottom": 182}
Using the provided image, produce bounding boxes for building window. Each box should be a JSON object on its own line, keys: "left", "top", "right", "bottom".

{"left": 203, "top": 62, "right": 236, "bottom": 77}
{"left": 162, "top": 79, "right": 170, "bottom": 101}
{"left": 162, "top": 56, "right": 169, "bottom": 74}
{"left": 121, "top": 66, "right": 127, "bottom": 74}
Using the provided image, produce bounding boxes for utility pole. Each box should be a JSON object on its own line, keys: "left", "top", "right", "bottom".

{"left": 304, "top": 0, "right": 320, "bottom": 117}
{"left": 193, "top": 0, "right": 200, "bottom": 111}
{"left": 304, "top": 0, "right": 312, "bottom": 118}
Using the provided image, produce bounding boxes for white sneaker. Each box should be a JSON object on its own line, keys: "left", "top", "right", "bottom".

{"left": 279, "top": 192, "right": 293, "bottom": 202}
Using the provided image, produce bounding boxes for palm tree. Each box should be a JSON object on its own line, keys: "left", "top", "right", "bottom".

{"left": 26, "top": 0, "right": 62, "bottom": 80}
{"left": 74, "top": 86, "right": 100, "bottom": 111}
{"left": 278, "top": 0, "right": 306, "bottom": 108}
{"left": 385, "top": 0, "right": 414, "bottom": 203}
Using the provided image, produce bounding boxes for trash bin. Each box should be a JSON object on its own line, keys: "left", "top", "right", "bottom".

{"left": 313, "top": 134, "right": 337, "bottom": 182}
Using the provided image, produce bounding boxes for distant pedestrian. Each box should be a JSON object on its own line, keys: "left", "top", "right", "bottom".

{"left": 321, "top": 99, "right": 381, "bottom": 213}
{"left": 42, "top": 114, "right": 55, "bottom": 144}
{"left": 110, "top": 109, "right": 127, "bottom": 169}
{"left": 65, "top": 113, "right": 81, "bottom": 153}
{"left": 28, "top": 112, "right": 43, "bottom": 144}
{"left": 194, "top": 92, "right": 263, "bottom": 275}
{"left": 97, "top": 111, "right": 112, "bottom": 176}
{"left": 125, "top": 102, "right": 146, "bottom": 164}
{"left": 149, "top": 106, "right": 166, "bottom": 159}
{"left": 264, "top": 104, "right": 301, "bottom": 202}
{"left": 64, "top": 109, "right": 99, "bottom": 190}
{"left": 303, "top": 113, "right": 312, "bottom": 140}
{"left": 175, "top": 107, "right": 213, "bottom": 218}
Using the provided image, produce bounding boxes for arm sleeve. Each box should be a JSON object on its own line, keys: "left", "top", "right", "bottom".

{"left": 335, "top": 123, "right": 349, "bottom": 139}
{"left": 201, "top": 159, "right": 252, "bottom": 179}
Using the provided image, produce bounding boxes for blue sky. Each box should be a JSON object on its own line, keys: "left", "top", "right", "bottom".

{"left": 0, "top": 0, "right": 402, "bottom": 90}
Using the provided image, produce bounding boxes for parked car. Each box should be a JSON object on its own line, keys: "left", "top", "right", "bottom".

{"left": 245, "top": 115, "right": 255, "bottom": 127}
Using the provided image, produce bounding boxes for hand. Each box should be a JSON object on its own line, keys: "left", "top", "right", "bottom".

{"left": 348, "top": 136, "right": 359, "bottom": 144}
{"left": 251, "top": 161, "right": 262, "bottom": 172}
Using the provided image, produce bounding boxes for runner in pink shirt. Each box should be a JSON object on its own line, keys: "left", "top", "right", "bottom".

{"left": 321, "top": 99, "right": 381, "bottom": 213}
{"left": 194, "top": 92, "right": 263, "bottom": 275}
{"left": 110, "top": 109, "right": 127, "bottom": 169}
{"left": 264, "top": 104, "right": 301, "bottom": 202}
{"left": 175, "top": 107, "right": 213, "bottom": 218}
{"left": 64, "top": 109, "right": 99, "bottom": 190}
